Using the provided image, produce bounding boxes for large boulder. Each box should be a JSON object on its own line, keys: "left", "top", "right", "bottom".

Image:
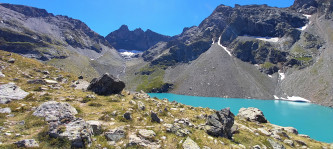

{"left": 206, "top": 108, "right": 234, "bottom": 139}
{"left": 237, "top": 107, "right": 267, "bottom": 123}
{"left": 87, "top": 73, "right": 125, "bottom": 95}
{"left": 14, "top": 139, "right": 39, "bottom": 148}
{"left": 0, "top": 83, "right": 29, "bottom": 104}
{"left": 183, "top": 137, "right": 200, "bottom": 149}
{"left": 49, "top": 118, "right": 93, "bottom": 148}
{"left": 33, "top": 101, "right": 78, "bottom": 122}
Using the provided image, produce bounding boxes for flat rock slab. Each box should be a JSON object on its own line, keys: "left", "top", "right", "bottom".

{"left": 33, "top": 101, "right": 78, "bottom": 122}
{"left": 0, "top": 83, "right": 29, "bottom": 103}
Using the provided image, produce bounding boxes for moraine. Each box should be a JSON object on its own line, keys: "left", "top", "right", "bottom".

{"left": 149, "top": 93, "right": 333, "bottom": 143}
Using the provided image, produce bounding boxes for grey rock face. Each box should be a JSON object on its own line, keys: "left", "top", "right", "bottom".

{"left": 14, "top": 139, "right": 39, "bottom": 148}
{"left": 183, "top": 137, "right": 200, "bottom": 149}
{"left": 237, "top": 107, "right": 267, "bottom": 123}
{"left": 151, "top": 111, "right": 160, "bottom": 123}
{"left": 267, "top": 139, "right": 286, "bottom": 149}
{"left": 33, "top": 101, "right": 78, "bottom": 122}
{"left": 0, "top": 83, "right": 29, "bottom": 104}
{"left": 27, "top": 79, "right": 46, "bottom": 85}
{"left": 206, "top": 108, "right": 234, "bottom": 139}
{"left": 87, "top": 73, "right": 125, "bottom": 95}
{"left": 0, "top": 107, "right": 11, "bottom": 113}
{"left": 104, "top": 128, "right": 125, "bottom": 142}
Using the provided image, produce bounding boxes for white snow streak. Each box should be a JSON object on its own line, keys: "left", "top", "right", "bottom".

{"left": 286, "top": 96, "right": 311, "bottom": 102}
{"left": 212, "top": 38, "right": 215, "bottom": 44}
{"left": 218, "top": 36, "right": 232, "bottom": 56}
{"left": 298, "top": 14, "right": 312, "bottom": 31}
{"left": 273, "top": 95, "right": 279, "bottom": 99}
{"left": 244, "top": 35, "right": 279, "bottom": 42}
{"left": 278, "top": 71, "right": 285, "bottom": 80}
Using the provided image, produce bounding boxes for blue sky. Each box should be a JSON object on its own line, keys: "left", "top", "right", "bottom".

{"left": 0, "top": 0, "right": 294, "bottom": 36}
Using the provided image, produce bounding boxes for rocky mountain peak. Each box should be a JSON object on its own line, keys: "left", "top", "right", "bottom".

{"left": 105, "top": 25, "right": 171, "bottom": 51}
{"left": 0, "top": 3, "right": 53, "bottom": 17}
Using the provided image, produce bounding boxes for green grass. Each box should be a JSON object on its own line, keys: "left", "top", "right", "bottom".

{"left": 261, "top": 62, "right": 275, "bottom": 69}
{"left": 136, "top": 65, "right": 167, "bottom": 92}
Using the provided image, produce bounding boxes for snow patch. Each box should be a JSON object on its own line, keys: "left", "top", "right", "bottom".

{"left": 244, "top": 35, "right": 279, "bottom": 42}
{"left": 120, "top": 51, "right": 136, "bottom": 57}
{"left": 278, "top": 71, "right": 285, "bottom": 80}
{"left": 273, "top": 95, "right": 279, "bottom": 99}
{"left": 286, "top": 96, "right": 311, "bottom": 102}
{"left": 297, "top": 14, "right": 312, "bottom": 31}
{"left": 268, "top": 75, "right": 273, "bottom": 78}
{"left": 212, "top": 38, "right": 215, "bottom": 44}
{"left": 218, "top": 36, "right": 232, "bottom": 56}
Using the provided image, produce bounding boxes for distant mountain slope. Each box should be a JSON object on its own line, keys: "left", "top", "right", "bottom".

{"left": 105, "top": 25, "right": 171, "bottom": 51}
{"left": 127, "top": 0, "right": 333, "bottom": 107}
{"left": 0, "top": 3, "right": 124, "bottom": 79}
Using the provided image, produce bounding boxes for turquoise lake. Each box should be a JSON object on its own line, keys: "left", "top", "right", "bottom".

{"left": 148, "top": 93, "right": 333, "bottom": 143}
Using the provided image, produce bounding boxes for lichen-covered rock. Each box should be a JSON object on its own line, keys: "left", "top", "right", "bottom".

{"left": 14, "top": 139, "right": 39, "bottom": 148}
{"left": 87, "top": 73, "right": 125, "bottom": 95}
{"left": 0, "top": 107, "right": 11, "bottom": 113}
{"left": 138, "top": 129, "right": 156, "bottom": 139}
{"left": 206, "top": 108, "right": 234, "bottom": 139}
{"left": 33, "top": 101, "right": 78, "bottom": 122}
{"left": 0, "top": 83, "right": 29, "bottom": 104}
{"left": 237, "top": 107, "right": 267, "bottom": 123}
{"left": 138, "top": 101, "right": 145, "bottom": 110}
{"left": 183, "top": 137, "right": 200, "bottom": 149}
{"left": 128, "top": 133, "right": 161, "bottom": 148}
{"left": 105, "top": 127, "right": 125, "bottom": 142}
{"left": 49, "top": 118, "right": 93, "bottom": 148}
{"left": 267, "top": 139, "right": 286, "bottom": 149}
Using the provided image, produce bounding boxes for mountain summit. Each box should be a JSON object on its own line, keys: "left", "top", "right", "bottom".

{"left": 105, "top": 25, "right": 171, "bottom": 51}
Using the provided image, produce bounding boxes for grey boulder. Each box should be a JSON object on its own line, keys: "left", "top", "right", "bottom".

{"left": 183, "top": 137, "right": 200, "bottom": 149}
{"left": 33, "top": 101, "right": 78, "bottom": 122}
{"left": 268, "top": 139, "right": 286, "bottom": 149}
{"left": 237, "top": 107, "right": 267, "bottom": 123}
{"left": 104, "top": 128, "right": 125, "bottom": 142}
{"left": 0, "top": 107, "right": 11, "bottom": 113}
{"left": 0, "top": 83, "right": 29, "bottom": 104}
{"left": 206, "top": 108, "right": 235, "bottom": 139}
{"left": 87, "top": 73, "right": 125, "bottom": 95}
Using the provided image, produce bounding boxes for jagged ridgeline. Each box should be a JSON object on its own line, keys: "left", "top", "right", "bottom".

{"left": 1, "top": 0, "right": 333, "bottom": 107}
{"left": 0, "top": 3, "right": 124, "bottom": 80}
{"left": 0, "top": 50, "right": 330, "bottom": 148}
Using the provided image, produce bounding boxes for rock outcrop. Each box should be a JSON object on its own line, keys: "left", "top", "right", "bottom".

{"left": 34, "top": 101, "right": 93, "bottom": 148}
{"left": 0, "top": 83, "right": 29, "bottom": 104}
{"left": 206, "top": 108, "right": 234, "bottom": 139}
{"left": 87, "top": 73, "right": 125, "bottom": 95}
{"left": 237, "top": 107, "right": 267, "bottom": 123}
{"left": 14, "top": 139, "right": 39, "bottom": 148}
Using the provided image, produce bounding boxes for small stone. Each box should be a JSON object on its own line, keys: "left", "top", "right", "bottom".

{"left": 8, "top": 58, "right": 15, "bottom": 63}
{"left": 295, "top": 140, "right": 307, "bottom": 146}
{"left": 283, "top": 139, "right": 294, "bottom": 146}
{"left": 104, "top": 128, "right": 125, "bottom": 142}
{"left": 137, "top": 101, "right": 145, "bottom": 110}
{"left": 151, "top": 111, "right": 160, "bottom": 123}
{"left": 86, "top": 120, "right": 102, "bottom": 135}
{"left": 42, "top": 70, "right": 50, "bottom": 75}
{"left": 138, "top": 129, "right": 156, "bottom": 139}
{"left": 123, "top": 112, "right": 131, "bottom": 120}
{"left": 0, "top": 107, "right": 11, "bottom": 113}
{"left": 253, "top": 145, "right": 261, "bottom": 149}
{"left": 182, "top": 137, "right": 200, "bottom": 149}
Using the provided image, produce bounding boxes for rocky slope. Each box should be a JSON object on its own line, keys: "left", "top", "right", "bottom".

{"left": 105, "top": 25, "right": 171, "bottom": 51}
{"left": 0, "top": 3, "right": 124, "bottom": 80}
{"left": 0, "top": 50, "right": 330, "bottom": 149}
{"left": 128, "top": 0, "right": 333, "bottom": 107}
